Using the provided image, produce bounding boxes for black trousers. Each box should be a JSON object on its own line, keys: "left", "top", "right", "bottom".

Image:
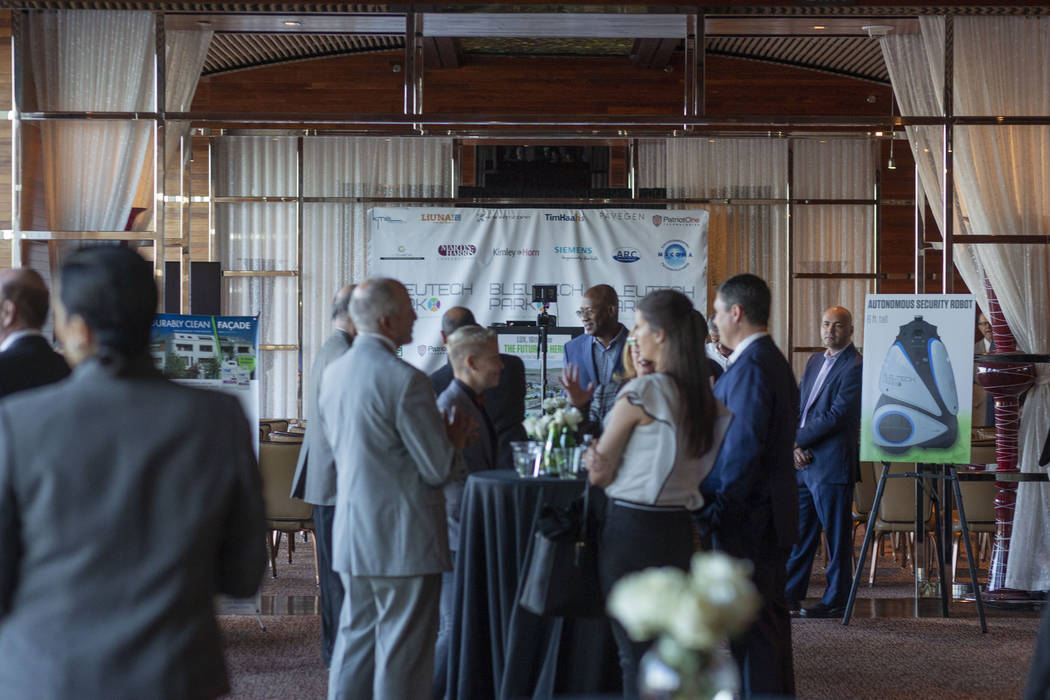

{"left": 598, "top": 500, "right": 695, "bottom": 700}
{"left": 312, "top": 503, "right": 344, "bottom": 668}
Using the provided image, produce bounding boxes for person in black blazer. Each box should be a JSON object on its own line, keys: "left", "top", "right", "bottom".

{"left": 697, "top": 273, "right": 799, "bottom": 697}
{"left": 0, "top": 247, "right": 266, "bottom": 699}
{"left": 0, "top": 268, "right": 70, "bottom": 397}
{"left": 430, "top": 306, "right": 527, "bottom": 471}
{"left": 784, "top": 306, "right": 863, "bottom": 618}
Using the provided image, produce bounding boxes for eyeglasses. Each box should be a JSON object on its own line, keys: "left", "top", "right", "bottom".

{"left": 626, "top": 336, "right": 637, "bottom": 346}
{"left": 575, "top": 308, "right": 596, "bottom": 319}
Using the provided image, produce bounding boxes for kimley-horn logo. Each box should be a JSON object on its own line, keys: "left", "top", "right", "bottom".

{"left": 437, "top": 244, "right": 477, "bottom": 257}
{"left": 653, "top": 214, "right": 701, "bottom": 227}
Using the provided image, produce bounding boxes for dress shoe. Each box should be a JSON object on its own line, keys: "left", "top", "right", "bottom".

{"left": 799, "top": 602, "right": 845, "bottom": 618}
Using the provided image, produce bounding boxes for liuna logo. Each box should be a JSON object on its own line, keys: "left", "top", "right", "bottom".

{"left": 613, "top": 249, "right": 640, "bottom": 263}
{"left": 871, "top": 316, "right": 959, "bottom": 453}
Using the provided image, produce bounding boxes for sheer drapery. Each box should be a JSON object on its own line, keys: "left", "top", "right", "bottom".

{"left": 791, "top": 139, "right": 875, "bottom": 377}
{"left": 214, "top": 135, "right": 452, "bottom": 418}
{"left": 299, "top": 137, "right": 452, "bottom": 420}
{"left": 655, "top": 138, "right": 790, "bottom": 354}
{"left": 164, "top": 30, "right": 213, "bottom": 168}
{"left": 883, "top": 17, "right": 1050, "bottom": 589}
{"left": 27, "top": 10, "right": 153, "bottom": 231}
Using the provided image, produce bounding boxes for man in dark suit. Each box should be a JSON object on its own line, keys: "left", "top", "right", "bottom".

{"left": 698, "top": 273, "right": 799, "bottom": 697}
{"left": 560, "top": 284, "right": 628, "bottom": 431}
{"left": 784, "top": 306, "right": 863, "bottom": 618}
{"left": 0, "top": 268, "right": 70, "bottom": 397}
{"left": 290, "top": 284, "right": 355, "bottom": 667}
{"left": 430, "top": 306, "right": 527, "bottom": 471}
{"left": 433, "top": 325, "right": 502, "bottom": 699}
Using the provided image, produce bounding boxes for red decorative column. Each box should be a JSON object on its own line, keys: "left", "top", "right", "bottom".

{"left": 974, "top": 281, "right": 1034, "bottom": 601}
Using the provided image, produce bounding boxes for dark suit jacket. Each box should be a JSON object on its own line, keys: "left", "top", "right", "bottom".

{"left": 0, "top": 334, "right": 71, "bottom": 398}
{"left": 701, "top": 335, "right": 800, "bottom": 550}
{"left": 0, "top": 357, "right": 266, "bottom": 700}
{"left": 291, "top": 329, "right": 353, "bottom": 505}
{"left": 795, "top": 343, "right": 863, "bottom": 486}
{"left": 430, "top": 353, "right": 526, "bottom": 472}
{"left": 436, "top": 379, "right": 496, "bottom": 550}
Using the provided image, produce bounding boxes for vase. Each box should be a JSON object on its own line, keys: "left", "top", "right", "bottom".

{"left": 638, "top": 643, "right": 739, "bottom": 700}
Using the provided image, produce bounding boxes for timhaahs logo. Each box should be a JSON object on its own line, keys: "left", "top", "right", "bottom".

{"left": 613, "top": 248, "right": 640, "bottom": 263}
{"left": 544, "top": 212, "right": 584, "bottom": 223}
{"left": 658, "top": 239, "right": 694, "bottom": 271}
{"left": 425, "top": 298, "right": 442, "bottom": 312}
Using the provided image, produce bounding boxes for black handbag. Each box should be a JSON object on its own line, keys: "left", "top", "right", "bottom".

{"left": 518, "top": 481, "right": 605, "bottom": 618}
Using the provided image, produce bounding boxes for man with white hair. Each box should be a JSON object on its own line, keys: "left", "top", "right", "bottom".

{"left": 320, "top": 277, "right": 472, "bottom": 700}
{"left": 432, "top": 325, "right": 502, "bottom": 699}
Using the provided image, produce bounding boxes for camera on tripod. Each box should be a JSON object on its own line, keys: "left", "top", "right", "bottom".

{"left": 532, "top": 284, "right": 557, "bottom": 327}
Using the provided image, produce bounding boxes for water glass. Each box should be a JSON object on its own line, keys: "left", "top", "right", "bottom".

{"left": 511, "top": 441, "right": 542, "bottom": 477}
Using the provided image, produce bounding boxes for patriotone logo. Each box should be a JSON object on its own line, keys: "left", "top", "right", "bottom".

{"left": 658, "top": 239, "right": 694, "bottom": 271}
{"left": 652, "top": 214, "right": 663, "bottom": 227}
{"left": 437, "top": 244, "right": 477, "bottom": 257}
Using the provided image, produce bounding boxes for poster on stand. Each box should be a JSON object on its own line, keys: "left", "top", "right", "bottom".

{"left": 859, "top": 294, "right": 975, "bottom": 463}
{"left": 149, "top": 314, "right": 260, "bottom": 454}
{"left": 367, "top": 207, "right": 709, "bottom": 386}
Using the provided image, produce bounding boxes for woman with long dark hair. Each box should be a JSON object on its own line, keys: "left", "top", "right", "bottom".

{"left": 586, "top": 289, "right": 730, "bottom": 698}
{"left": 0, "top": 246, "right": 266, "bottom": 699}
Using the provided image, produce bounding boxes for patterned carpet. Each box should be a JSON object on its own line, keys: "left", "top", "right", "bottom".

{"left": 219, "top": 532, "right": 1042, "bottom": 699}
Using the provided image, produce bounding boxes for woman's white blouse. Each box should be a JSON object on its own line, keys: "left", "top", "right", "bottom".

{"left": 603, "top": 373, "right": 731, "bottom": 510}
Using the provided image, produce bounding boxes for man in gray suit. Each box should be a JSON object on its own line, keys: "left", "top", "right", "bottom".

{"left": 432, "top": 325, "right": 502, "bottom": 698}
{"left": 321, "top": 277, "right": 472, "bottom": 700}
{"left": 290, "top": 283, "right": 355, "bottom": 667}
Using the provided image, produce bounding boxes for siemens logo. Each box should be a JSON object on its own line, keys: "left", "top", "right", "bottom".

{"left": 554, "top": 246, "right": 593, "bottom": 255}
{"left": 544, "top": 213, "right": 583, "bottom": 223}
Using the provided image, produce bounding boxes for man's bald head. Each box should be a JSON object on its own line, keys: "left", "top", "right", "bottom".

{"left": 0, "top": 268, "right": 50, "bottom": 337}
{"left": 441, "top": 306, "right": 477, "bottom": 342}
{"left": 584, "top": 284, "right": 618, "bottom": 309}
{"left": 580, "top": 284, "right": 619, "bottom": 339}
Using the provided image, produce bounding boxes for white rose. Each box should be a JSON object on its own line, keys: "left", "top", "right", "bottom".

{"left": 607, "top": 567, "right": 688, "bottom": 641}
{"left": 541, "top": 397, "right": 559, "bottom": 413}
{"left": 688, "top": 552, "right": 761, "bottom": 638}
{"left": 562, "top": 406, "right": 584, "bottom": 428}
{"left": 522, "top": 415, "right": 540, "bottom": 440}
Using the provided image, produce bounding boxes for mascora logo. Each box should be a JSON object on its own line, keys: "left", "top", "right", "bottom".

{"left": 613, "top": 248, "right": 640, "bottom": 263}
{"left": 658, "top": 239, "right": 693, "bottom": 271}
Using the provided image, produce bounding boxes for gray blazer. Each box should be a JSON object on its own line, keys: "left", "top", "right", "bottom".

{"left": 436, "top": 379, "right": 496, "bottom": 550}
{"left": 0, "top": 358, "right": 266, "bottom": 700}
{"left": 320, "top": 333, "right": 458, "bottom": 577}
{"left": 291, "top": 329, "right": 353, "bottom": 505}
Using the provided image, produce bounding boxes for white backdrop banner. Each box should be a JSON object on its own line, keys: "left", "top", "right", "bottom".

{"left": 367, "top": 207, "right": 709, "bottom": 374}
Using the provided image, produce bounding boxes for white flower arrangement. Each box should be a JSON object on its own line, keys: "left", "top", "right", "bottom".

{"left": 607, "top": 552, "right": 760, "bottom": 654}
{"left": 523, "top": 399, "right": 583, "bottom": 441}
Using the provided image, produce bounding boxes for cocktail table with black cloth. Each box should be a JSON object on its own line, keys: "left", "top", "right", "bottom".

{"left": 444, "top": 470, "right": 621, "bottom": 700}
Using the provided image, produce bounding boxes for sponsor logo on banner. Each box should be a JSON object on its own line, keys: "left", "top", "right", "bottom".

{"left": 475, "top": 211, "right": 532, "bottom": 223}
{"left": 416, "top": 344, "right": 447, "bottom": 358}
{"left": 613, "top": 248, "right": 640, "bottom": 264}
{"left": 372, "top": 213, "right": 406, "bottom": 226}
{"left": 492, "top": 248, "right": 540, "bottom": 258}
{"left": 654, "top": 214, "right": 702, "bottom": 227}
{"left": 554, "top": 245, "right": 597, "bottom": 261}
{"left": 437, "top": 244, "right": 477, "bottom": 257}
{"left": 379, "top": 243, "right": 424, "bottom": 262}
{"left": 425, "top": 298, "right": 441, "bottom": 312}
{"left": 599, "top": 211, "right": 646, "bottom": 222}
{"left": 544, "top": 212, "right": 584, "bottom": 223}
{"left": 658, "top": 239, "right": 694, "bottom": 271}
{"left": 421, "top": 213, "right": 461, "bottom": 223}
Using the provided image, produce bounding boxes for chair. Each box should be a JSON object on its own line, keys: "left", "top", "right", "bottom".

{"left": 848, "top": 462, "right": 878, "bottom": 569}
{"left": 267, "top": 430, "right": 304, "bottom": 444}
{"left": 951, "top": 480, "right": 996, "bottom": 585}
{"left": 867, "top": 463, "right": 933, "bottom": 586}
{"left": 258, "top": 440, "right": 316, "bottom": 579}
{"left": 260, "top": 418, "right": 290, "bottom": 434}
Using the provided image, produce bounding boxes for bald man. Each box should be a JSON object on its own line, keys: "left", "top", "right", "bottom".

{"left": 0, "top": 268, "right": 70, "bottom": 398}
{"left": 784, "top": 306, "right": 863, "bottom": 618}
{"left": 560, "top": 284, "right": 628, "bottom": 429}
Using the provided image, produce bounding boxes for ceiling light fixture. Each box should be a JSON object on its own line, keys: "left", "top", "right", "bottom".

{"left": 283, "top": 20, "right": 302, "bottom": 27}
{"left": 813, "top": 25, "right": 826, "bottom": 30}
